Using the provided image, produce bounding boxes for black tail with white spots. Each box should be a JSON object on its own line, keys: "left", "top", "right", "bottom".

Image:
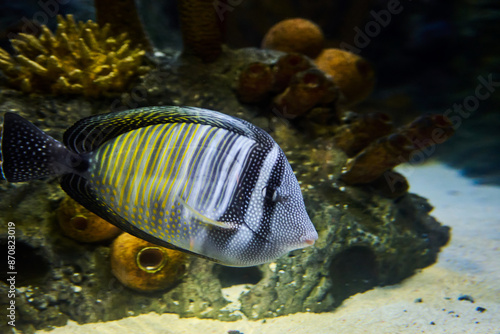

{"left": 0, "top": 112, "right": 83, "bottom": 182}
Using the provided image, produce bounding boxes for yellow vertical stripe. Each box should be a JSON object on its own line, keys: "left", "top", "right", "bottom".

{"left": 99, "top": 142, "right": 112, "bottom": 184}
{"left": 160, "top": 123, "right": 193, "bottom": 201}
{"left": 151, "top": 123, "right": 184, "bottom": 201}
{"left": 118, "top": 127, "right": 151, "bottom": 207}
{"left": 127, "top": 125, "right": 161, "bottom": 206}
{"left": 134, "top": 124, "right": 167, "bottom": 206}
{"left": 108, "top": 130, "right": 136, "bottom": 189}
{"left": 143, "top": 124, "right": 176, "bottom": 207}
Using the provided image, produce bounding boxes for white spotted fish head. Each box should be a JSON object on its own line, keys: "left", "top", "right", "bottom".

{"left": 265, "top": 153, "right": 318, "bottom": 252}
{"left": 219, "top": 148, "right": 318, "bottom": 267}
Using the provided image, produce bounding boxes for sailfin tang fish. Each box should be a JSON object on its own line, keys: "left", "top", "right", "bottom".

{"left": 0, "top": 107, "right": 318, "bottom": 267}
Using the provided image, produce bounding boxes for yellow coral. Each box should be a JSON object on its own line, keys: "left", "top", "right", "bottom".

{"left": 0, "top": 15, "right": 150, "bottom": 97}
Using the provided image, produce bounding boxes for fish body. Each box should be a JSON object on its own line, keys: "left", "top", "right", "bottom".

{"left": 0, "top": 106, "right": 318, "bottom": 266}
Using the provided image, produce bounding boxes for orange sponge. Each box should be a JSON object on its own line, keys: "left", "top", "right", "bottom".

{"left": 57, "top": 196, "right": 121, "bottom": 243}
{"left": 262, "top": 18, "right": 324, "bottom": 58}
{"left": 110, "top": 233, "right": 187, "bottom": 292}
{"left": 315, "top": 48, "right": 375, "bottom": 106}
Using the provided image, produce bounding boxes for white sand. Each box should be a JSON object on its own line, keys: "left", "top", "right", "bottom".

{"left": 45, "top": 163, "right": 500, "bottom": 333}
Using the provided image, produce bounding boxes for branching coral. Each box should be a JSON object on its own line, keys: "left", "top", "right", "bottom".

{"left": 0, "top": 15, "right": 150, "bottom": 97}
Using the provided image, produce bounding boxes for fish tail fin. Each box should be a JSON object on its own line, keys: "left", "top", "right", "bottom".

{"left": 1, "top": 112, "right": 86, "bottom": 182}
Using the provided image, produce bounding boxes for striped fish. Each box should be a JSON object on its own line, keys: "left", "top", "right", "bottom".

{"left": 0, "top": 106, "right": 318, "bottom": 267}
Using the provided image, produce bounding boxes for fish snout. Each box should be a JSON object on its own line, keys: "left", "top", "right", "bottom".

{"left": 304, "top": 238, "right": 315, "bottom": 245}
{"left": 301, "top": 229, "right": 318, "bottom": 247}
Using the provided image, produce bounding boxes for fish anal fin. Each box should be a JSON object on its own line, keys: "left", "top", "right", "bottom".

{"left": 61, "top": 174, "right": 133, "bottom": 233}
{"left": 60, "top": 174, "right": 222, "bottom": 263}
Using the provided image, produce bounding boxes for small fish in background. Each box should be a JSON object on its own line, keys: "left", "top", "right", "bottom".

{"left": 0, "top": 106, "right": 318, "bottom": 267}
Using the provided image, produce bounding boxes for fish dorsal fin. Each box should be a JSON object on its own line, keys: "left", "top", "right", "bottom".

{"left": 64, "top": 106, "right": 269, "bottom": 154}
{"left": 60, "top": 174, "right": 221, "bottom": 261}
{"left": 176, "top": 195, "right": 236, "bottom": 230}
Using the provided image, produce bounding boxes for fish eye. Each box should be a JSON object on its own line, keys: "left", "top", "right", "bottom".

{"left": 262, "top": 185, "right": 287, "bottom": 203}
{"left": 262, "top": 186, "right": 273, "bottom": 201}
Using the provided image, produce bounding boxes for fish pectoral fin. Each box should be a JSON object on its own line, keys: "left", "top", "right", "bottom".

{"left": 176, "top": 195, "right": 235, "bottom": 229}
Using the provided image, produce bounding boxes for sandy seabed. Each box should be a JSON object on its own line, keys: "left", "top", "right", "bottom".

{"left": 44, "top": 163, "right": 500, "bottom": 334}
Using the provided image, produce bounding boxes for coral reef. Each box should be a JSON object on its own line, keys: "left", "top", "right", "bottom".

{"left": 238, "top": 192, "right": 447, "bottom": 318}
{"left": 177, "top": 0, "right": 223, "bottom": 62}
{"left": 0, "top": 15, "right": 150, "bottom": 97}
{"left": 340, "top": 114, "right": 455, "bottom": 185}
{"left": 0, "top": 46, "right": 451, "bottom": 331}
{"left": 110, "top": 233, "right": 187, "bottom": 292}
{"left": 94, "top": 0, "right": 153, "bottom": 52}
{"left": 57, "top": 196, "right": 121, "bottom": 243}
{"left": 262, "top": 18, "right": 324, "bottom": 58}
{"left": 315, "top": 48, "right": 375, "bottom": 106}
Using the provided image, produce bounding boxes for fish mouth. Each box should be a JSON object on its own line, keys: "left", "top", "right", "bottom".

{"left": 300, "top": 230, "right": 318, "bottom": 247}
{"left": 304, "top": 238, "right": 315, "bottom": 245}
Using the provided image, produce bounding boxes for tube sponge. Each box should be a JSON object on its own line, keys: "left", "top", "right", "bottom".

{"left": 236, "top": 62, "right": 275, "bottom": 103}
{"left": 273, "top": 68, "right": 337, "bottom": 119}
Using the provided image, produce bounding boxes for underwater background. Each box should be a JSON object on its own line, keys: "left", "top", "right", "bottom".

{"left": 0, "top": 0, "right": 498, "bottom": 333}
